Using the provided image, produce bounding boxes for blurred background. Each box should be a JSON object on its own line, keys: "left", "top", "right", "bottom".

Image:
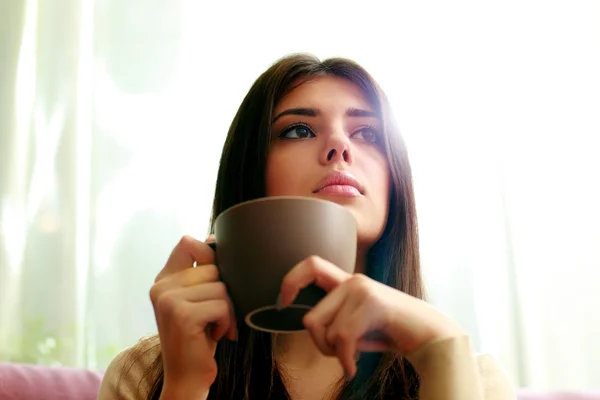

{"left": 0, "top": 0, "right": 599, "bottom": 391}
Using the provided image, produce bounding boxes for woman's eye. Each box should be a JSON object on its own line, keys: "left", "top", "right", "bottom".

{"left": 278, "top": 125, "right": 315, "bottom": 140}
{"left": 351, "top": 127, "right": 379, "bottom": 144}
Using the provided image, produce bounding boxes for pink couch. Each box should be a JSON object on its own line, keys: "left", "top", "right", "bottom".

{"left": 517, "top": 390, "right": 600, "bottom": 400}
{"left": 0, "top": 362, "right": 103, "bottom": 400}
{"left": 0, "top": 362, "right": 598, "bottom": 399}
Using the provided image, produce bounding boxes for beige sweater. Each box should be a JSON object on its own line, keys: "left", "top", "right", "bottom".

{"left": 98, "top": 335, "right": 516, "bottom": 399}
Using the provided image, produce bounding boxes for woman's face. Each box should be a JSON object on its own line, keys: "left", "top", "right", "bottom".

{"left": 266, "top": 76, "right": 390, "bottom": 248}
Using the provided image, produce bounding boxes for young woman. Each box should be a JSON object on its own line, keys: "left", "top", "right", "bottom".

{"left": 98, "top": 54, "right": 515, "bottom": 399}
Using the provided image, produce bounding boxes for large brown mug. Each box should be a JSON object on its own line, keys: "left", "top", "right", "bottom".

{"left": 210, "top": 196, "right": 357, "bottom": 333}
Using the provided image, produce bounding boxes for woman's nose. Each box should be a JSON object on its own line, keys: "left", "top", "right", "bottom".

{"left": 321, "top": 133, "right": 353, "bottom": 165}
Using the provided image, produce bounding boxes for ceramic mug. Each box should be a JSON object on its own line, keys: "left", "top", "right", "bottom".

{"left": 210, "top": 196, "right": 357, "bottom": 333}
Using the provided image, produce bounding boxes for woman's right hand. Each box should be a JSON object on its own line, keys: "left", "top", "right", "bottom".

{"left": 149, "top": 235, "right": 237, "bottom": 399}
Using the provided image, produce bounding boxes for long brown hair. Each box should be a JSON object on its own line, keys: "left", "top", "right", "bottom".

{"left": 143, "top": 54, "right": 424, "bottom": 399}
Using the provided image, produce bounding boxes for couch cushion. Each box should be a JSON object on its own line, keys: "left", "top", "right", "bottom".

{"left": 2, "top": 362, "right": 599, "bottom": 400}
{"left": 517, "top": 389, "right": 600, "bottom": 400}
{"left": 0, "top": 362, "right": 104, "bottom": 400}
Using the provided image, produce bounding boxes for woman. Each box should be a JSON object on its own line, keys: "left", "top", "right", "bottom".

{"left": 98, "top": 54, "right": 515, "bottom": 399}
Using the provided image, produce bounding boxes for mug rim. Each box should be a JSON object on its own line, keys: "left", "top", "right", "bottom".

{"left": 215, "top": 195, "right": 354, "bottom": 225}
{"left": 245, "top": 304, "right": 312, "bottom": 333}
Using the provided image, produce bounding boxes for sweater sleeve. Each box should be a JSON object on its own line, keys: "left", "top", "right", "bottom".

{"left": 97, "top": 336, "right": 161, "bottom": 400}
{"left": 405, "top": 335, "right": 517, "bottom": 400}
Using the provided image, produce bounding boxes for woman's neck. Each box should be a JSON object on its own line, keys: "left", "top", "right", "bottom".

{"left": 274, "top": 331, "right": 343, "bottom": 400}
{"left": 274, "top": 330, "right": 339, "bottom": 370}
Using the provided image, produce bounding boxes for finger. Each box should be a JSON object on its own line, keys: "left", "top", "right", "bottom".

{"left": 303, "top": 284, "right": 351, "bottom": 356}
{"left": 156, "top": 236, "right": 215, "bottom": 281}
{"left": 152, "top": 279, "right": 237, "bottom": 341}
{"left": 158, "top": 296, "right": 232, "bottom": 342}
{"left": 168, "top": 281, "right": 230, "bottom": 302}
{"left": 153, "top": 264, "right": 220, "bottom": 294}
{"left": 174, "top": 282, "right": 238, "bottom": 342}
{"left": 357, "top": 331, "right": 392, "bottom": 352}
{"left": 280, "top": 256, "right": 351, "bottom": 307}
{"left": 194, "top": 300, "right": 232, "bottom": 341}
{"left": 325, "top": 301, "right": 363, "bottom": 378}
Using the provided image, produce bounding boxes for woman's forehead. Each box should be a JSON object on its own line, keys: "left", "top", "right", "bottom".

{"left": 274, "top": 76, "right": 374, "bottom": 116}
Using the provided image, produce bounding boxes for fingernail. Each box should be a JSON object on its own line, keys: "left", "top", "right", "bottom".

{"left": 276, "top": 292, "right": 284, "bottom": 311}
{"left": 344, "top": 371, "right": 353, "bottom": 381}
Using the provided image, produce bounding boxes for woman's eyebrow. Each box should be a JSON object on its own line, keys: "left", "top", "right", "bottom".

{"left": 346, "top": 108, "right": 377, "bottom": 118}
{"left": 272, "top": 107, "right": 377, "bottom": 123}
{"left": 272, "top": 107, "right": 319, "bottom": 123}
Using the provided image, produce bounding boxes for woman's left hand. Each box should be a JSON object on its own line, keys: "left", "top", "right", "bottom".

{"left": 279, "top": 256, "right": 466, "bottom": 378}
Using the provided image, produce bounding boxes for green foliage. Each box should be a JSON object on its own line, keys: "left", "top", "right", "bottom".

{"left": 0, "top": 317, "right": 120, "bottom": 369}
{"left": 0, "top": 317, "right": 70, "bottom": 366}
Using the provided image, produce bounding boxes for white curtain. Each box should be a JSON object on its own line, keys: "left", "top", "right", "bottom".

{"left": 1, "top": 0, "right": 598, "bottom": 390}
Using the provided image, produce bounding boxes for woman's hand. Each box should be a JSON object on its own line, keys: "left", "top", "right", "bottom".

{"left": 279, "top": 256, "right": 465, "bottom": 378}
{"left": 149, "top": 236, "right": 237, "bottom": 399}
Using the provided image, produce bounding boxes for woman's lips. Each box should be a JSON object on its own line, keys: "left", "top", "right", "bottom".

{"left": 313, "top": 171, "right": 364, "bottom": 197}
{"left": 315, "top": 184, "right": 362, "bottom": 197}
